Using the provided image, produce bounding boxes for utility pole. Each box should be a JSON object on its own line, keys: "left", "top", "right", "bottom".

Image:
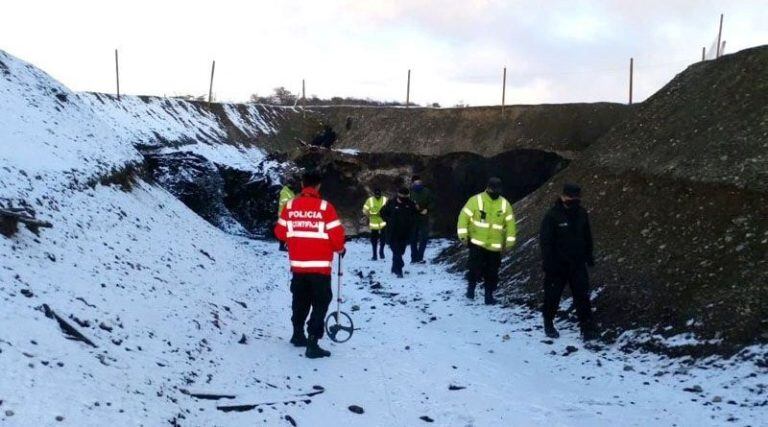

{"left": 701, "top": 46, "right": 706, "bottom": 62}
{"left": 720, "top": 40, "right": 726, "bottom": 57}
{"left": 302, "top": 78, "right": 306, "bottom": 117}
{"left": 208, "top": 60, "right": 216, "bottom": 104}
{"left": 716, "top": 13, "right": 724, "bottom": 58}
{"left": 628, "top": 57, "right": 634, "bottom": 105}
{"left": 114, "top": 49, "right": 120, "bottom": 101}
{"left": 406, "top": 69, "right": 411, "bottom": 108}
{"left": 501, "top": 66, "right": 507, "bottom": 115}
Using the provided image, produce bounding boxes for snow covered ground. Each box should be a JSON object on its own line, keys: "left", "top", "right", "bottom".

{"left": 2, "top": 187, "right": 765, "bottom": 427}
{"left": 1, "top": 46, "right": 766, "bottom": 427}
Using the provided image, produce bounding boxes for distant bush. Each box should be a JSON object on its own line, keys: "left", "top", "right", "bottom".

{"left": 249, "top": 87, "right": 418, "bottom": 107}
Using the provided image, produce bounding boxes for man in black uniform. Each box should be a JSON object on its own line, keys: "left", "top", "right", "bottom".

{"left": 381, "top": 187, "right": 417, "bottom": 278}
{"left": 540, "top": 183, "right": 598, "bottom": 341}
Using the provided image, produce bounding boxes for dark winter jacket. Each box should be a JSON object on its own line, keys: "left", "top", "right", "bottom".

{"left": 539, "top": 199, "right": 594, "bottom": 273}
{"left": 381, "top": 197, "right": 418, "bottom": 242}
{"left": 411, "top": 187, "right": 435, "bottom": 223}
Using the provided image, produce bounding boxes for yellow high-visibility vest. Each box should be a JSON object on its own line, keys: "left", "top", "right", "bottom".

{"left": 456, "top": 192, "right": 517, "bottom": 252}
{"left": 362, "top": 196, "right": 388, "bottom": 230}
{"left": 278, "top": 186, "right": 295, "bottom": 217}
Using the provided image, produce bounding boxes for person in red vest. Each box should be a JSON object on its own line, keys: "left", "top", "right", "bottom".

{"left": 274, "top": 169, "right": 346, "bottom": 359}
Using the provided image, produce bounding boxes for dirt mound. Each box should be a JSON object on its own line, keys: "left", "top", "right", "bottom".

{"left": 312, "top": 103, "right": 634, "bottom": 158}
{"left": 462, "top": 45, "right": 768, "bottom": 355}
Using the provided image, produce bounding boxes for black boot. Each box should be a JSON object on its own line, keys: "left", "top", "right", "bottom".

{"left": 544, "top": 319, "right": 560, "bottom": 339}
{"left": 466, "top": 284, "right": 475, "bottom": 300}
{"left": 290, "top": 329, "right": 307, "bottom": 347}
{"left": 484, "top": 294, "right": 497, "bottom": 305}
{"left": 305, "top": 335, "right": 331, "bottom": 359}
{"left": 379, "top": 248, "right": 385, "bottom": 259}
{"left": 580, "top": 322, "right": 599, "bottom": 341}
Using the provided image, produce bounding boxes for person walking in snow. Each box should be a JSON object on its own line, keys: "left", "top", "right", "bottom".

{"left": 362, "top": 188, "right": 388, "bottom": 261}
{"left": 274, "top": 170, "right": 346, "bottom": 359}
{"left": 409, "top": 175, "right": 434, "bottom": 264}
{"left": 539, "top": 183, "right": 598, "bottom": 341}
{"left": 456, "top": 177, "right": 517, "bottom": 305}
{"left": 381, "top": 187, "right": 417, "bottom": 278}
{"left": 276, "top": 174, "right": 299, "bottom": 252}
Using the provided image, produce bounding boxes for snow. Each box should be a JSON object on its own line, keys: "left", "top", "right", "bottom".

{"left": 2, "top": 208, "right": 766, "bottom": 426}
{"left": 77, "top": 95, "right": 282, "bottom": 149}
{"left": 0, "top": 50, "right": 140, "bottom": 201}
{"left": 335, "top": 148, "right": 361, "bottom": 156}
{"left": 1, "top": 47, "right": 767, "bottom": 427}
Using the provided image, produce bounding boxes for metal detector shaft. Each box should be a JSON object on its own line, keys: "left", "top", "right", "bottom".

{"left": 336, "top": 255, "right": 343, "bottom": 314}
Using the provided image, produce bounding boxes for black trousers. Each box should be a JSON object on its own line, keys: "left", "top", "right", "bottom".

{"left": 542, "top": 265, "right": 592, "bottom": 326}
{"left": 390, "top": 237, "right": 408, "bottom": 275}
{"left": 410, "top": 219, "right": 429, "bottom": 262}
{"left": 291, "top": 273, "right": 332, "bottom": 338}
{"left": 467, "top": 244, "right": 501, "bottom": 296}
{"left": 370, "top": 229, "right": 386, "bottom": 258}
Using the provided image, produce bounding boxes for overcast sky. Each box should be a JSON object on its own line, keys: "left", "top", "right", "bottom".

{"left": 1, "top": 1, "right": 766, "bottom": 106}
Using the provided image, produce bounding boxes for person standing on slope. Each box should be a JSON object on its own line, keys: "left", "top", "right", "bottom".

{"left": 409, "top": 175, "right": 434, "bottom": 264}
{"left": 457, "top": 177, "right": 517, "bottom": 305}
{"left": 276, "top": 174, "right": 299, "bottom": 252}
{"left": 381, "top": 187, "right": 417, "bottom": 278}
{"left": 274, "top": 170, "right": 346, "bottom": 359}
{"left": 539, "top": 183, "right": 598, "bottom": 341}
{"left": 362, "top": 188, "right": 388, "bottom": 261}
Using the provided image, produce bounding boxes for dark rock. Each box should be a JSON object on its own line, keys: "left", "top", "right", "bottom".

{"left": 683, "top": 385, "right": 704, "bottom": 393}
{"left": 348, "top": 405, "right": 364, "bottom": 414}
{"left": 420, "top": 415, "right": 434, "bottom": 423}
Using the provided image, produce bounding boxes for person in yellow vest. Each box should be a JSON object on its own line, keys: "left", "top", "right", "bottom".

{"left": 276, "top": 177, "right": 298, "bottom": 252}
{"left": 456, "top": 177, "right": 517, "bottom": 305}
{"left": 362, "top": 188, "right": 388, "bottom": 261}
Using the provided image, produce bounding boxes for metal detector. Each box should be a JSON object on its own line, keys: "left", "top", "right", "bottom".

{"left": 325, "top": 254, "right": 354, "bottom": 343}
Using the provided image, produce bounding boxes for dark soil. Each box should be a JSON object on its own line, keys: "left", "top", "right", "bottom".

{"left": 314, "top": 103, "right": 634, "bottom": 158}
{"left": 293, "top": 148, "right": 568, "bottom": 236}
{"left": 443, "top": 45, "right": 768, "bottom": 356}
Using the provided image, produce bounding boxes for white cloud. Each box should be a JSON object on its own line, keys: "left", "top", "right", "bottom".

{"left": 0, "top": 0, "right": 765, "bottom": 106}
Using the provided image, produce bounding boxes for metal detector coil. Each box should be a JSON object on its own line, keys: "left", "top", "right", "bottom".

{"left": 324, "top": 254, "right": 354, "bottom": 343}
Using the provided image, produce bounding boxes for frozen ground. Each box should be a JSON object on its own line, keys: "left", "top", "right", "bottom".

{"left": 1, "top": 46, "right": 766, "bottom": 427}
{"left": 2, "top": 184, "right": 765, "bottom": 427}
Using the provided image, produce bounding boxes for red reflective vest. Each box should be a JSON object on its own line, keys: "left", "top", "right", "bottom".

{"left": 274, "top": 187, "right": 346, "bottom": 275}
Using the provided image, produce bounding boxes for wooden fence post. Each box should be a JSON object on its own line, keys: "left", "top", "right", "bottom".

{"left": 406, "top": 69, "right": 411, "bottom": 108}
{"left": 501, "top": 66, "right": 507, "bottom": 115}
{"left": 716, "top": 13, "right": 724, "bottom": 58}
{"left": 628, "top": 57, "right": 634, "bottom": 105}
{"left": 115, "top": 49, "right": 120, "bottom": 101}
{"left": 208, "top": 60, "right": 216, "bottom": 104}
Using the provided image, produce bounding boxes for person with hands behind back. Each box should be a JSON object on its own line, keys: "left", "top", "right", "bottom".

{"left": 456, "top": 177, "right": 517, "bottom": 305}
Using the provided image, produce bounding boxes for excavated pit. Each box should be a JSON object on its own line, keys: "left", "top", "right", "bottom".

{"left": 293, "top": 149, "right": 569, "bottom": 236}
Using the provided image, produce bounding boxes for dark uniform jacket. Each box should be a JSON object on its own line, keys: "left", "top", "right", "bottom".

{"left": 540, "top": 199, "right": 594, "bottom": 273}
{"left": 381, "top": 197, "right": 417, "bottom": 241}
{"left": 411, "top": 187, "right": 435, "bottom": 222}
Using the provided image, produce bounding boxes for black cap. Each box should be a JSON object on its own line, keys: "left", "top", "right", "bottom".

{"left": 487, "top": 177, "right": 503, "bottom": 192}
{"left": 397, "top": 187, "right": 410, "bottom": 196}
{"left": 302, "top": 169, "right": 323, "bottom": 187}
{"left": 563, "top": 183, "right": 582, "bottom": 197}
